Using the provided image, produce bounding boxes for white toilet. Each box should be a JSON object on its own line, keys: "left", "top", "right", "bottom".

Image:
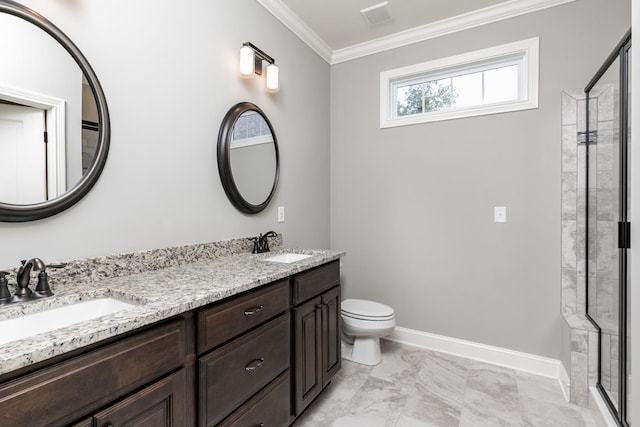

{"left": 341, "top": 299, "right": 396, "bottom": 366}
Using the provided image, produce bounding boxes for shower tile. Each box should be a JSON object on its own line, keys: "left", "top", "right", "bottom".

{"left": 576, "top": 275, "right": 587, "bottom": 315}
{"left": 597, "top": 136, "right": 614, "bottom": 170}
{"left": 596, "top": 221, "right": 615, "bottom": 273}
{"left": 597, "top": 85, "right": 615, "bottom": 122}
{"left": 588, "top": 331, "right": 599, "bottom": 386}
{"left": 577, "top": 144, "right": 587, "bottom": 188}
{"left": 571, "top": 329, "right": 588, "bottom": 353}
{"left": 562, "top": 173, "right": 578, "bottom": 220}
{"left": 562, "top": 91, "right": 579, "bottom": 126}
{"left": 577, "top": 98, "right": 598, "bottom": 134}
{"left": 601, "top": 333, "right": 611, "bottom": 390}
{"left": 570, "top": 351, "right": 589, "bottom": 406}
{"left": 562, "top": 220, "right": 577, "bottom": 269}
{"left": 587, "top": 276, "right": 597, "bottom": 315}
{"left": 610, "top": 335, "right": 619, "bottom": 395}
{"left": 596, "top": 188, "right": 614, "bottom": 221}
{"left": 596, "top": 170, "right": 614, "bottom": 190}
{"left": 595, "top": 275, "right": 614, "bottom": 320}
{"left": 562, "top": 268, "right": 577, "bottom": 315}
{"left": 563, "top": 125, "right": 578, "bottom": 173}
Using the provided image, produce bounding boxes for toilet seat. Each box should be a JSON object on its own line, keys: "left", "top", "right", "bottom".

{"left": 341, "top": 299, "right": 395, "bottom": 321}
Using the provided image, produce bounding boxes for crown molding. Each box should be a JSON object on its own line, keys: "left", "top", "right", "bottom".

{"left": 256, "top": 0, "right": 576, "bottom": 65}
{"left": 255, "top": 0, "right": 333, "bottom": 63}
{"left": 331, "top": 0, "right": 576, "bottom": 64}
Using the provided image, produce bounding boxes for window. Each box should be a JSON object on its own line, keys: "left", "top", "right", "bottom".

{"left": 380, "top": 38, "right": 539, "bottom": 128}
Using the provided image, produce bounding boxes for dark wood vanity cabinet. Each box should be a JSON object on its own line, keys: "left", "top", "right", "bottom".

{"left": 73, "top": 368, "right": 188, "bottom": 427}
{"left": 0, "top": 316, "right": 193, "bottom": 427}
{"left": 197, "top": 280, "right": 292, "bottom": 427}
{"left": 292, "top": 261, "right": 341, "bottom": 416}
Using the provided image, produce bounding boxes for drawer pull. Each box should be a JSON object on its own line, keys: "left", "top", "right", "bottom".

{"left": 253, "top": 424, "right": 265, "bottom": 427}
{"left": 245, "top": 357, "right": 265, "bottom": 371}
{"left": 244, "top": 305, "right": 264, "bottom": 316}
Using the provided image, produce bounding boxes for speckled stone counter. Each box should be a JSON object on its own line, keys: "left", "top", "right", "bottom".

{"left": 0, "top": 245, "right": 345, "bottom": 376}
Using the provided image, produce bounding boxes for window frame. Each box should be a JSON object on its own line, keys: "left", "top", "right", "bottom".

{"left": 380, "top": 37, "right": 539, "bottom": 128}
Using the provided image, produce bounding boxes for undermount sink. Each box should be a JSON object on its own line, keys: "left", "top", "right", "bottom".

{"left": 0, "top": 297, "right": 137, "bottom": 345}
{"left": 263, "top": 253, "right": 313, "bottom": 263}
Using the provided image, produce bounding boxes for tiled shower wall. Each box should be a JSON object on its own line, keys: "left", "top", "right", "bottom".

{"left": 561, "top": 85, "right": 617, "bottom": 407}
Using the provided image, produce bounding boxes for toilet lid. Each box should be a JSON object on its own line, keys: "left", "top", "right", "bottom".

{"left": 341, "top": 299, "right": 394, "bottom": 320}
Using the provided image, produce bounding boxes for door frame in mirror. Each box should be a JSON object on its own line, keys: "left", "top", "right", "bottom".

{"left": 217, "top": 102, "right": 279, "bottom": 214}
{"left": 0, "top": 0, "right": 110, "bottom": 222}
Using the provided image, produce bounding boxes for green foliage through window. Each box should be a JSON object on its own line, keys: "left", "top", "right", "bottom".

{"left": 396, "top": 81, "right": 458, "bottom": 117}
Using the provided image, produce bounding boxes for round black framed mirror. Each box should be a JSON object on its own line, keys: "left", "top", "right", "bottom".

{"left": 0, "top": 0, "right": 110, "bottom": 222}
{"left": 217, "top": 102, "right": 279, "bottom": 214}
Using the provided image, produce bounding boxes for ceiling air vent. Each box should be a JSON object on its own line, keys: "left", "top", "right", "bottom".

{"left": 360, "top": 1, "right": 393, "bottom": 26}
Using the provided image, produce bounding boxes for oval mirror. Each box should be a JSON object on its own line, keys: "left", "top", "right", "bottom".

{"left": 217, "top": 102, "right": 279, "bottom": 214}
{"left": 0, "top": 0, "right": 110, "bottom": 222}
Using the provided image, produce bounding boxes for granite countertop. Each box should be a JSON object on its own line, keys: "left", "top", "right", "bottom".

{"left": 0, "top": 248, "right": 345, "bottom": 376}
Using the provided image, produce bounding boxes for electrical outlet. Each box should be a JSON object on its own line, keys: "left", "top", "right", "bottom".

{"left": 278, "top": 206, "right": 285, "bottom": 223}
{"left": 494, "top": 206, "right": 507, "bottom": 223}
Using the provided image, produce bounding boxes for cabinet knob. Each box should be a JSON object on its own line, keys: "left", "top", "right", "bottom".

{"left": 316, "top": 304, "right": 323, "bottom": 309}
{"left": 253, "top": 424, "right": 265, "bottom": 427}
{"left": 245, "top": 357, "right": 265, "bottom": 371}
{"left": 244, "top": 305, "right": 264, "bottom": 316}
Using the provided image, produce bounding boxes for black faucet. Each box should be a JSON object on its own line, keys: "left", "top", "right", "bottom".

{"left": 15, "top": 258, "right": 46, "bottom": 300}
{"left": 248, "top": 231, "right": 278, "bottom": 254}
{"left": 1, "top": 259, "right": 64, "bottom": 304}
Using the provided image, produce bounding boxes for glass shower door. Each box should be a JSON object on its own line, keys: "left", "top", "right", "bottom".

{"left": 585, "top": 31, "right": 631, "bottom": 426}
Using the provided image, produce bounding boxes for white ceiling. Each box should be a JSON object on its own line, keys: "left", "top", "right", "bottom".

{"left": 280, "top": 0, "right": 506, "bottom": 51}
{"left": 256, "top": 0, "right": 576, "bottom": 64}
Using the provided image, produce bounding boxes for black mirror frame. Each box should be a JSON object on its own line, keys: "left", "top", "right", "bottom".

{"left": 217, "top": 102, "right": 279, "bottom": 214}
{"left": 0, "top": 0, "right": 110, "bottom": 222}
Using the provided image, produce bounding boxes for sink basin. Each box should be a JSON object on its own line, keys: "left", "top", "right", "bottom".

{"left": 0, "top": 297, "right": 137, "bottom": 345}
{"left": 263, "top": 253, "right": 313, "bottom": 263}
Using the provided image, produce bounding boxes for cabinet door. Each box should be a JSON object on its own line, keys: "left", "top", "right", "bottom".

{"left": 293, "top": 296, "right": 323, "bottom": 416}
{"left": 91, "top": 368, "right": 187, "bottom": 427}
{"left": 322, "top": 286, "right": 341, "bottom": 387}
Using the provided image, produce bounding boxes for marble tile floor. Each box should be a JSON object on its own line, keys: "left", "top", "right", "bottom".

{"left": 294, "top": 340, "right": 597, "bottom": 427}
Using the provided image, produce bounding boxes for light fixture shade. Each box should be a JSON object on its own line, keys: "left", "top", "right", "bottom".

{"left": 239, "top": 46, "right": 255, "bottom": 77}
{"left": 266, "top": 63, "right": 279, "bottom": 92}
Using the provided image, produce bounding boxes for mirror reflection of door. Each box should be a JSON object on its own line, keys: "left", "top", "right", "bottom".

{"left": 0, "top": 102, "right": 46, "bottom": 203}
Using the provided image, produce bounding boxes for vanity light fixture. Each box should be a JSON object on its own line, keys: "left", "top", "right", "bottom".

{"left": 239, "top": 42, "right": 279, "bottom": 92}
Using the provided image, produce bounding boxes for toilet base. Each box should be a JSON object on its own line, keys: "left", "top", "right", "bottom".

{"left": 341, "top": 336, "right": 382, "bottom": 366}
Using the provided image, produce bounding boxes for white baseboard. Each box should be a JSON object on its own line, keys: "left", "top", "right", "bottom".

{"left": 387, "top": 326, "right": 565, "bottom": 381}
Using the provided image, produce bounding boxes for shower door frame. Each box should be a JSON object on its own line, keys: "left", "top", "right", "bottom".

{"left": 584, "top": 29, "right": 631, "bottom": 427}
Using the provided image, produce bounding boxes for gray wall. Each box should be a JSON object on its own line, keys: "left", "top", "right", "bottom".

{"left": 330, "top": 0, "right": 630, "bottom": 358}
{"left": 0, "top": 0, "right": 330, "bottom": 266}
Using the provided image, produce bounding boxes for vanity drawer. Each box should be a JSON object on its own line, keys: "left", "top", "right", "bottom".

{"left": 198, "top": 279, "right": 290, "bottom": 354}
{"left": 199, "top": 313, "right": 290, "bottom": 427}
{"left": 219, "top": 370, "right": 291, "bottom": 427}
{"left": 293, "top": 260, "right": 340, "bottom": 305}
{"left": 0, "top": 318, "right": 185, "bottom": 427}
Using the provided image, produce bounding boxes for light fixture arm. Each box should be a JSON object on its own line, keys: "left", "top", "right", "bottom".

{"left": 243, "top": 41, "right": 275, "bottom": 75}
